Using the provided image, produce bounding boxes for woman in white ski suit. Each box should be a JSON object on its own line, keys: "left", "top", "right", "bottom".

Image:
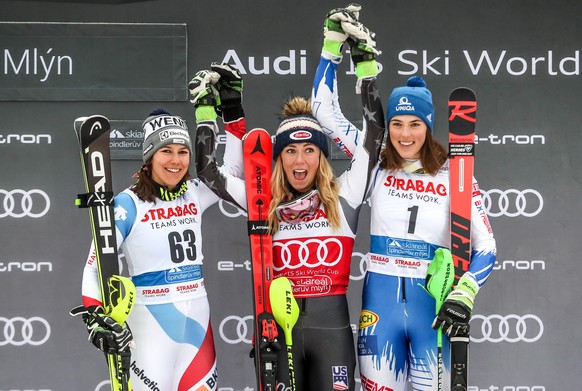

{"left": 311, "top": 8, "right": 497, "bottom": 391}
{"left": 80, "top": 65, "right": 247, "bottom": 391}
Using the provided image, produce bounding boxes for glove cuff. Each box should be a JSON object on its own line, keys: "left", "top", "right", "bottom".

{"left": 322, "top": 38, "right": 344, "bottom": 58}
{"left": 457, "top": 272, "right": 479, "bottom": 299}
{"left": 222, "top": 105, "right": 245, "bottom": 123}
{"left": 355, "top": 59, "right": 379, "bottom": 79}
{"left": 195, "top": 106, "right": 218, "bottom": 122}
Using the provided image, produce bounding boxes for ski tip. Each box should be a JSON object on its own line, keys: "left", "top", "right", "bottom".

{"left": 449, "top": 87, "right": 476, "bottom": 101}
{"left": 245, "top": 128, "right": 270, "bottom": 138}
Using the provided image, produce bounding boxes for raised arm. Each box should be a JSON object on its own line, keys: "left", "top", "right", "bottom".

{"left": 189, "top": 66, "right": 247, "bottom": 210}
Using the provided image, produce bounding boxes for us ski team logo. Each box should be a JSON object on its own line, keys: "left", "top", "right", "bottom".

{"left": 332, "top": 366, "right": 349, "bottom": 390}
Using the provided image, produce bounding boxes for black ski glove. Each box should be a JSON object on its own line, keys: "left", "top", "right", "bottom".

{"left": 211, "top": 62, "right": 245, "bottom": 122}
{"left": 72, "top": 305, "right": 134, "bottom": 354}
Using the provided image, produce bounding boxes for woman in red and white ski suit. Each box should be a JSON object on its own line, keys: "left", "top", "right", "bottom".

{"left": 79, "top": 65, "right": 247, "bottom": 391}
{"left": 265, "top": 88, "right": 383, "bottom": 391}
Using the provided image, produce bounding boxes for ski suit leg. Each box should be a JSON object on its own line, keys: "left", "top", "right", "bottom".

{"left": 276, "top": 295, "right": 356, "bottom": 391}
{"left": 357, "top": 272, "right": 450, "bottom": 391}
{"left": 128, "top": 296, "right": 218, "bottom": 391}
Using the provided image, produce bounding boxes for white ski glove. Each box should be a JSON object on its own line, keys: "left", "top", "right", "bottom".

{"left": 432, "top": 273, "right": 479, "bottom": 337}
{"left": 322, "top": 4, "right": 361, "bottom": 59}
{"left": 189, "top": 69, "right": 220, "bottom": 121}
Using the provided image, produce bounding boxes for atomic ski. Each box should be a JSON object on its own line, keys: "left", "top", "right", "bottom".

{"left": 448, "top": 88, "right": 477, "bottom": 391}
{"left": 73, "top": 115, "right": 135, "bottom": 391}
{"left": 243, "top": 128, "right": 280, "bottom": 391}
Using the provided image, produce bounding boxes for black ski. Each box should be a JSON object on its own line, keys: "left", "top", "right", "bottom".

{"left": 74, "top": 115, "right": 135, "bottom": 391}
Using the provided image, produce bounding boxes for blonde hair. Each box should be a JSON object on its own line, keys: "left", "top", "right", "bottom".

{"left": 268, "top": 96, "right": 340, "bottom": 233}
{"left": 268, "top": 153, "right": 340, "bottom": 232}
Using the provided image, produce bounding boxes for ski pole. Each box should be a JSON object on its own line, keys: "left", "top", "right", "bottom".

{"left": 424, "top": 248, "right": 454, "bottom": 391}
{"left": 270, "top": 277, "right": 300, "bottom": 391}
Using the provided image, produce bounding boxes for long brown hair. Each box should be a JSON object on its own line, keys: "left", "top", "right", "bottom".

{"left": 130, "top": 161, "right": 191, "bottom": 203}
{"left": 379, "top": 129, "right": 447, "bottom": 175}
{"left": 268, "top": 96, "right": 340, "bottom": 233}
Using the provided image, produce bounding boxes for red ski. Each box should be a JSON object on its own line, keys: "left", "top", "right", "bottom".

{"left": 448, "top": 88, "right": 477, "bottom": 391}
{"left": 243, "top": 128, "right": 279, "bottom": 391}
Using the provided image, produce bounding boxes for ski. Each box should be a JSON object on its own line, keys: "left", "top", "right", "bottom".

{"left": 243, "top": 128, "right": 280, "bottom": 391}
{"left": 448, "top": 88, "right": 477, "bottom": 391}
{"left": 74, "top": 115, "right": 135, "bottom": 391}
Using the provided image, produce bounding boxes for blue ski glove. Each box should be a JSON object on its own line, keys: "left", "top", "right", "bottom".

{"left": 210, "top": 62, "right": 244, "bottom": 122}
{"left": 322, "top": 4, "right": 361, "bottom": 59}
{"left": 76, "top": 306, "right": 134, "bottom": 354}
{"left": 189, "top": 69, "right": 220, "bottom": 122}
{"left": 432, "top": 273, "right": 479, "bottom": 337}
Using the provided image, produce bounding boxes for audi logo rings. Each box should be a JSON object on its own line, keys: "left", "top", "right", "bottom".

{"left": 481, "top": 189, "right": 543, "bottom": 218}
{"left": 0, "top": 316, "right": 51, "bottom": 346}
{"left": 349, "top": 252, "right": 367, "bottom": 281}
{"left": 0, "top": 189, "right": 50, "bottom": 218}
{"left": 218, "top": 199, "right": 246, "bottom": 219}
{"left": 219, "top": 315, "right": 253, "bottom": 345}
{"left": 470, "top": 314, "right": 543, "bottom": 343}
{"left": 273, "top": 238, "right": 343, "bottom": 271}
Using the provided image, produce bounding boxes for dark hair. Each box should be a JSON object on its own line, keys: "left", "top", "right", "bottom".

{"left": 379, "top": 130, "right": 447, "bottom": 175}
{"left": 130, "top": 161, "right": 191, "bottom": 203}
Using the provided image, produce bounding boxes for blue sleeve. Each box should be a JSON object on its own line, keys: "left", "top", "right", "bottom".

{"left": 113, "top": 192, "right": 137, "bottom": 240}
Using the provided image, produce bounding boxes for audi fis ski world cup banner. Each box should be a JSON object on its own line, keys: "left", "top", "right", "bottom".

{"left": 1, "top": 0, "right": 581, "bottom": 390}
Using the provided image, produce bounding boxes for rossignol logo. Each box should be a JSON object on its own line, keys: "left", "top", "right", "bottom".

{"left": 395, "top": 96, "right": 415, "bottom": 112}
{"left": 450, "top": 212, "right": 471, "bottom": 274}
